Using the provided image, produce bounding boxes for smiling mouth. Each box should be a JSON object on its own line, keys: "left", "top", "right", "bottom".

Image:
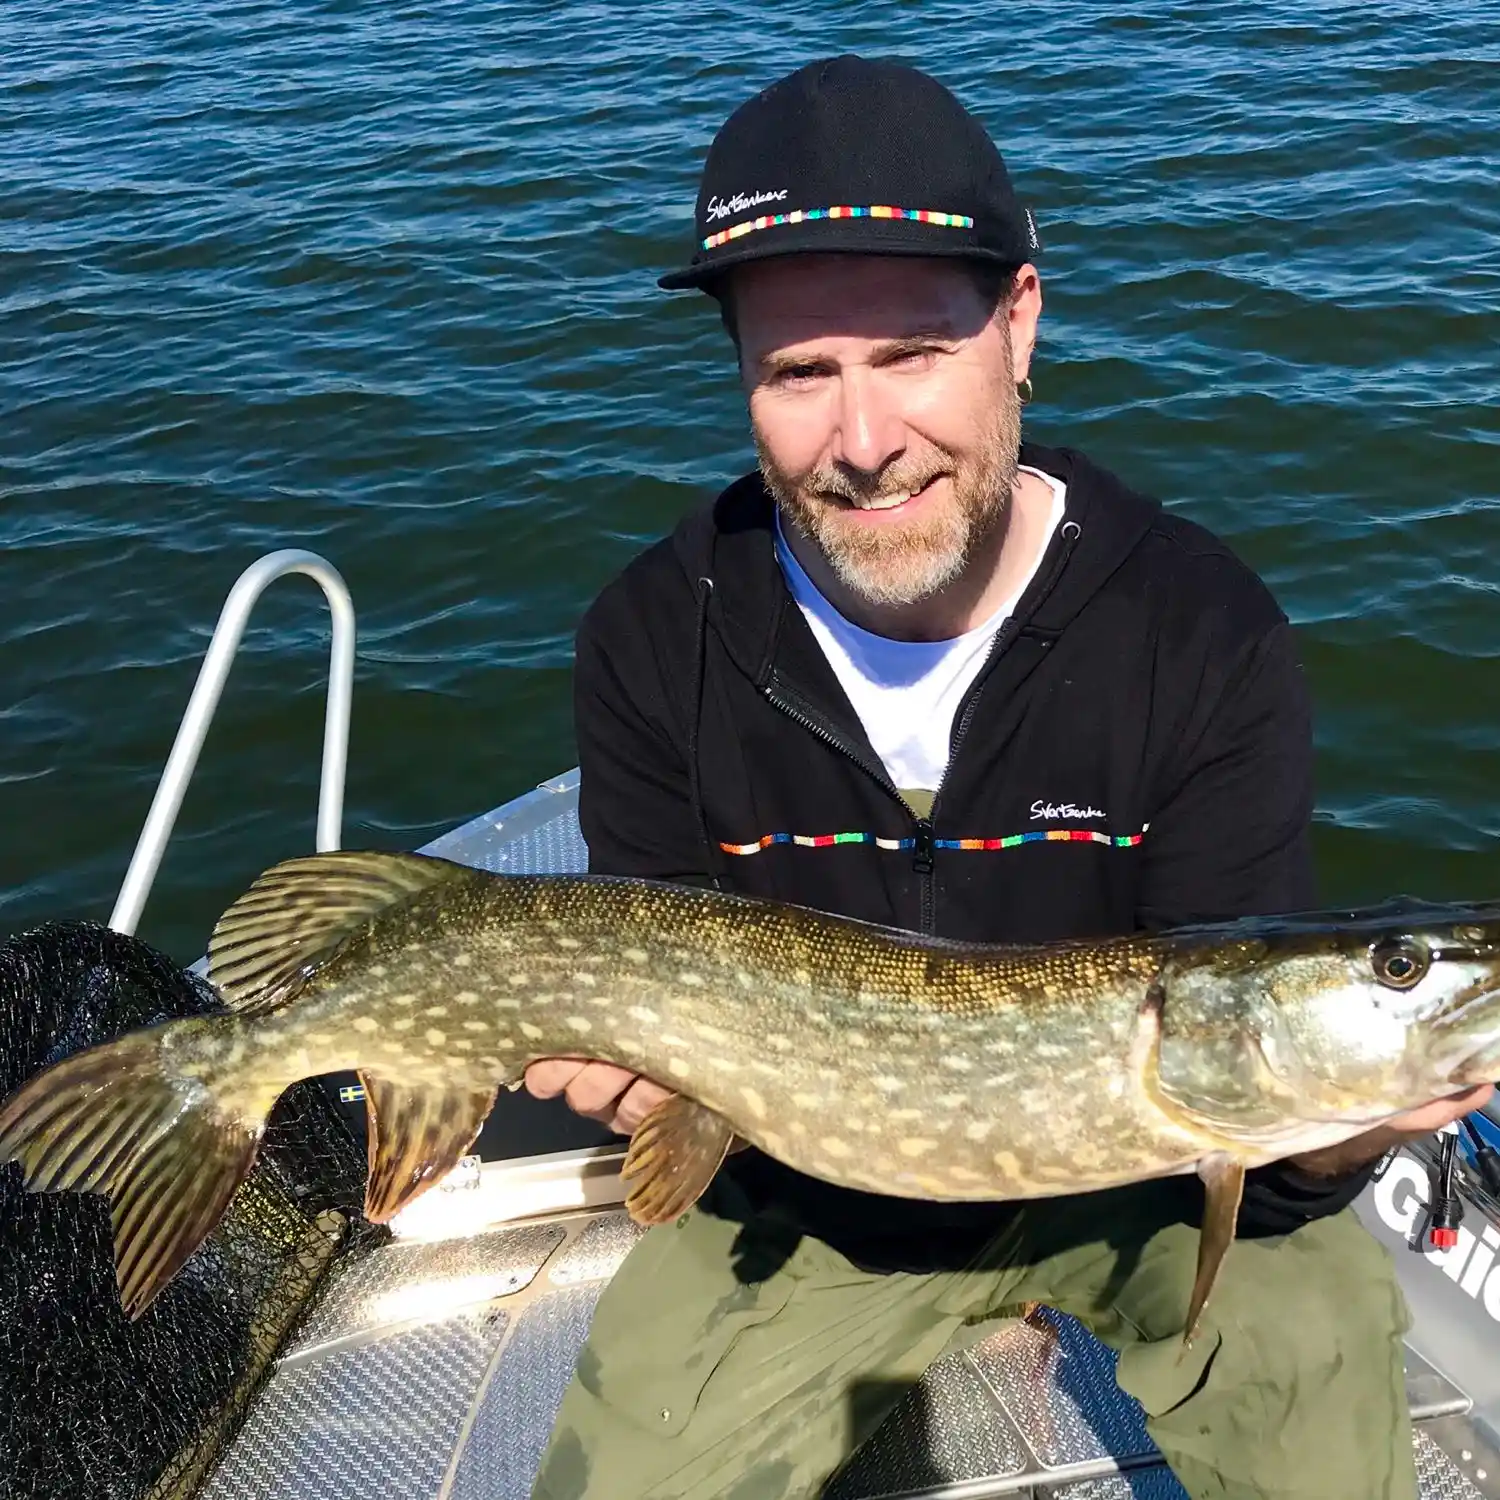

{"left": 836, "top": 475, "right": 942, "bottom": 513}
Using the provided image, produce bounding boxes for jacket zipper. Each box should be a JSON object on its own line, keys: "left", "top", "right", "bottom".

{"left": 921, "top": 519, "right": 1083, "bottom": 931}
{"left": 762, "top": 678, "right": 901, "bottom": 798}
{"left": 762, "top": 518, "right": 1081, "bottom": 936}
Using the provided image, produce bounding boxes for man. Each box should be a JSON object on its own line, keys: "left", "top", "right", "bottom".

{"left": 527, "top": 56, "right": 1489, "bottom": 1500}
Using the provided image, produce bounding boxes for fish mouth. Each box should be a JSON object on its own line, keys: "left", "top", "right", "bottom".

{"left": 1429, "top": 967, "right": 1500, "bottom": 1082}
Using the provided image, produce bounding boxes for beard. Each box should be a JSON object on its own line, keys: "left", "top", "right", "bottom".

{"left": 756, "top": 381, "right": 1024, "bottom": 611}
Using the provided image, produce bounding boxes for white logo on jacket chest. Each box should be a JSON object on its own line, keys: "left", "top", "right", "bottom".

{"left": 1030, "top": 800, "right": 1106, "bottom": 822}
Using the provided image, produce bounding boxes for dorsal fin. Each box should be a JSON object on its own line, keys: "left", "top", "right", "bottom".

{"left": 208, "top": 851, "right": 466, "bottom": 1012}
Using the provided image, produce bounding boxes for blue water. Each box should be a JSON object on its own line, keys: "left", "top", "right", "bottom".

{"left": 1, "top": 0, "right": 1498, "bottom": 957}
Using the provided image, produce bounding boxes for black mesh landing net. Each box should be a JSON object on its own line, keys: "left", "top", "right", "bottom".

{"left": 0, "top": 920, "right": 383, "bottom": 1499}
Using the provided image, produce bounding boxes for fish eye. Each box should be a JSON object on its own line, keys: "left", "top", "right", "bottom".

{"left": 1370, "top": 939, "right": 1429, "bottom": 990}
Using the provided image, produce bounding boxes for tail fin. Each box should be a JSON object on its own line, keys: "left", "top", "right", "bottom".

{"left": 0, "top": 1023, "right": 267, "bottom": 1319}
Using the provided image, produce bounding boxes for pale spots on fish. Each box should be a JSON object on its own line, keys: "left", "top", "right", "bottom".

{"left": 872, "top": 1075, "right": 904, "bottom": 1093}
{"left": 565, "top": 1017, "right": 592, "bottom": 1034}
{"left": 889, "top": 1107, "right": 922, "bottom": 1122}
{"left": 660, "top": 1034, "right": 689, "bottom": 1049}
{"left": 520, "top": 1022, "right": 544, "bottom": 1040}
{"left": 463, "top": 1019, "right": 488, "bottom": 1033}
{"left": 557, "top": 936, "right": 581, "bottom": 950}
{"left": 452, "top": 1039, "right": 473, "bottom": 1052}
{"left": 749, "top": 1059, "right": 779, "bottom": 1078}
{"left": 761, "top": 1131, "right": 787, "bottom": 1154}
{"left": 740, "top": 1087, "right": 768, "bottom": 1118}
{"left": 898, "top": 1138, "right": 936, "bottom": 1158}
{"left": 306, "top": 1033, "right": 333, "bottom": 1048}
{"left": 622, "top": 948, "right": 648, "bottom": 965}
{"left": 788, "top": 1120, "right": 808, "bottom": 1137}
{"left": 453, "top": 953, "right": 473, "bottom": 967}
{"left": 392, "top": 993, "right": 418, "bottom": 1007}
{"left": 948, "top": 1165, "right": 985, "bottom": 1183}
{"left": 992, "top": 1150, "right": 1023, "bottom": 1179}
{"left": 792, "top": 1092, "right": 822, "bottom": 1110}
{"left": 496, "top": 997, "right": 521, "bottom": 1011}
{"left": 628, "top": 1006, "right": 659, "bottom": 1025}
{"left": 984, "top": 1039, "right": 1015, "bottom": 1055}
{"left": 455, "top": 991, "right": 478, "bottom": 1005}
{"left": 819, "top": 1136, "right": 853, "bottom": 1158}
{"left": 424, "top": 1006, "right": 448, "bottom": 1018}
{"left": 845, "top": 1032, "right": 870, "bottom": 1048}
{"left": 353, "top": 1016, "right": 379, "bottom": 1034}
{"left": 508, "top": 973, "right": 529, "bottom": 988}
{"left": 425, "top": 1029, "right": 446, "bottom": 1046}
{"left": 616, "top": 1035, "right": 644, "bottom": 1053}
{"left": 694, "top": 1023, "right": 728, "bottom": 1044}
{"left": 371, "top": 965, "right": 388, "bottom": 978}
{"left": 793, "top": 968, "right": 811, "bottom": 987}
{"left": 965, "top": 1120, "right": 994, "bottom": 1142}
{"left": 573, "top": 971, "right": 597, "bottom": 987}
{"left": 935, "top": 1093, "right": 968, "bottom": 1110}
{"left": 736, "top": 971, "right": 756, "bottom": 989}
{"left": 678, "top": 972, "right": 705, "bottom": 988}
{"left": 495, "top": 1038, "right": 517, "bottom": 1051}
{"left": 707, "top": 1056, "right": 741, "bottom": 1072}
{"left": 391, "top": 1017, "right": 414, "bottom": 1032}
{"left": 668, "top": 1057, "right": 692, "bottom": 1079}
{"left": 806, "top": 1010, "right": 829, "bottom": 1026}
{"left": 940, "top": 1055, "right": 973, "bottom": 1073}
{"left": 764, "top": 1034, "right": 793, "bottom": 1052}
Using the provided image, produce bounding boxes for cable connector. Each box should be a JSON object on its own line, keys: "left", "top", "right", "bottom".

{"left": 1429, "top": 1130, "right": 1464, "bottom": 1249}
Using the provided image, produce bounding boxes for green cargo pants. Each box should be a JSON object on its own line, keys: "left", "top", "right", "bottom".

{"left": 531, "top": 1175, "right": 1414, "bottom": 1500}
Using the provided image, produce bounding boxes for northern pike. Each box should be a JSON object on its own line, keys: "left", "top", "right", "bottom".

{"left": 4, "top": 850, "right": 1500, "bottom": 1338}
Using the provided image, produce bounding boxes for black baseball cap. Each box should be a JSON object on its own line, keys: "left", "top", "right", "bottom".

{"left": 658, "top": 55, "right": 1040, "bottom": 292}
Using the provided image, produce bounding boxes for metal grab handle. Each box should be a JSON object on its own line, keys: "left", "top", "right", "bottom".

{"left": 109, "top": 550, "right": 356, "bottom": 936}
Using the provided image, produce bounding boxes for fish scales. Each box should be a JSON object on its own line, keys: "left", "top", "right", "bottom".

{"left": 8, "top": 848, "right": 1500, "bottom": 1330}
{"left": 201, "top": 871, "right": 1212, "bottom": 1201}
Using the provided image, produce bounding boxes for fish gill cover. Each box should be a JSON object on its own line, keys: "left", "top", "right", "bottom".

{"left": 0, "top": 920, "right": 383, "bottom": 1498}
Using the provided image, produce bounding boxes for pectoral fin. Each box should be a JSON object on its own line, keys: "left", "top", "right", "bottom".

{"left": 1185, "top": 1153, "right": 1246, "bottom": 1349}
{"left": 621, "top": 1095, "right": 735, "bottom": 1226}
{"left": 360, "top": 1072, "right": 498, "bottom": 1222}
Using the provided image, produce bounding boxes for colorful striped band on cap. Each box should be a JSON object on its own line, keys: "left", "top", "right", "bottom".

{"left": 701, "top": 205, "right": 976, "bottom": 252}
{"left": 718, "top": 826, "right": 1148, "bottom": 856}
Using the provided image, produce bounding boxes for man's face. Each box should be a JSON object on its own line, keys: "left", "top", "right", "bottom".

{"left": 734, "top": 254, "right": 1036, "bottom": 609}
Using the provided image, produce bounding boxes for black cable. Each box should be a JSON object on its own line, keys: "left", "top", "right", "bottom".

{"left": 1428, "top": 1129, "right": 1464, "bottom": 1248}
{"left": 1460, "top": 1115, "right": 1500, "bottom": 1199}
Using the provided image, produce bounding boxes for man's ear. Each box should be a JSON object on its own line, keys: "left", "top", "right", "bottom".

{"left": 1008, "top": 264, "right": 1043, "bottom": 385}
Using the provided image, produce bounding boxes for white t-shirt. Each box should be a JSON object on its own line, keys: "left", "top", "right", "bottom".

{"left": 775, "top": 468, "right": 1067, "bottom": 794}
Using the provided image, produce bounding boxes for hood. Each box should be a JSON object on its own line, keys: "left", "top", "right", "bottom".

{"left": 668, "top": 442, "right": 1164, "bottom": 685}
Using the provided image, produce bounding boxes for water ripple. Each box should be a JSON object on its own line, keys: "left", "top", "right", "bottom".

{"left": 0, "top": 0, "right": 1497, "bottom": 952}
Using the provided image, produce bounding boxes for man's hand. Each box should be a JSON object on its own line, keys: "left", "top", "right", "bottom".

{"left": 523, "top": 1060, "right": 673, "bottom": 1136}
{"left": 1288, "top": 1083, "right": 1494, "bottom": 1178}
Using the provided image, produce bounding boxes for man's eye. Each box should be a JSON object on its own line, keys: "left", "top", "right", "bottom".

{"left": 776, "top": 365, "right": 825, "bottom": 384}
{"left": 889, "top": 346, "right": 940, "bottom": 367}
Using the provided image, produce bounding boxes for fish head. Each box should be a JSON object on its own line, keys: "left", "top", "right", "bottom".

{"left": 1155, "top": 902, "right": 1500, "bottom": 1140}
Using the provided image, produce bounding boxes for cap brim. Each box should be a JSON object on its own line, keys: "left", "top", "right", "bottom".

{"left": 658, "top": 217, "right": 1035, "bottom": 291}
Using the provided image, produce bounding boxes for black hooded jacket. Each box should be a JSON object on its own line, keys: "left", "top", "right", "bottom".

{"left": 572, "top": 442, "right": 1376, "bottom": 1271}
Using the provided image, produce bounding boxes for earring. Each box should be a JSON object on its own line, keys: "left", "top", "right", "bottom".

{"left": 1018, "top": 377, "right": 1034, "bottom": 407}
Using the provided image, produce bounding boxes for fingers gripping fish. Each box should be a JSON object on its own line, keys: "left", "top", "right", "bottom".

{"left": 4, "top": 851, "right": 1500, "bottom": 1341}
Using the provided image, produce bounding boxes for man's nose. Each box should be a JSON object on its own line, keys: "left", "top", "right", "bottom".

{"left": 831, "top": 366, "right": 905, "bottom": 475}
